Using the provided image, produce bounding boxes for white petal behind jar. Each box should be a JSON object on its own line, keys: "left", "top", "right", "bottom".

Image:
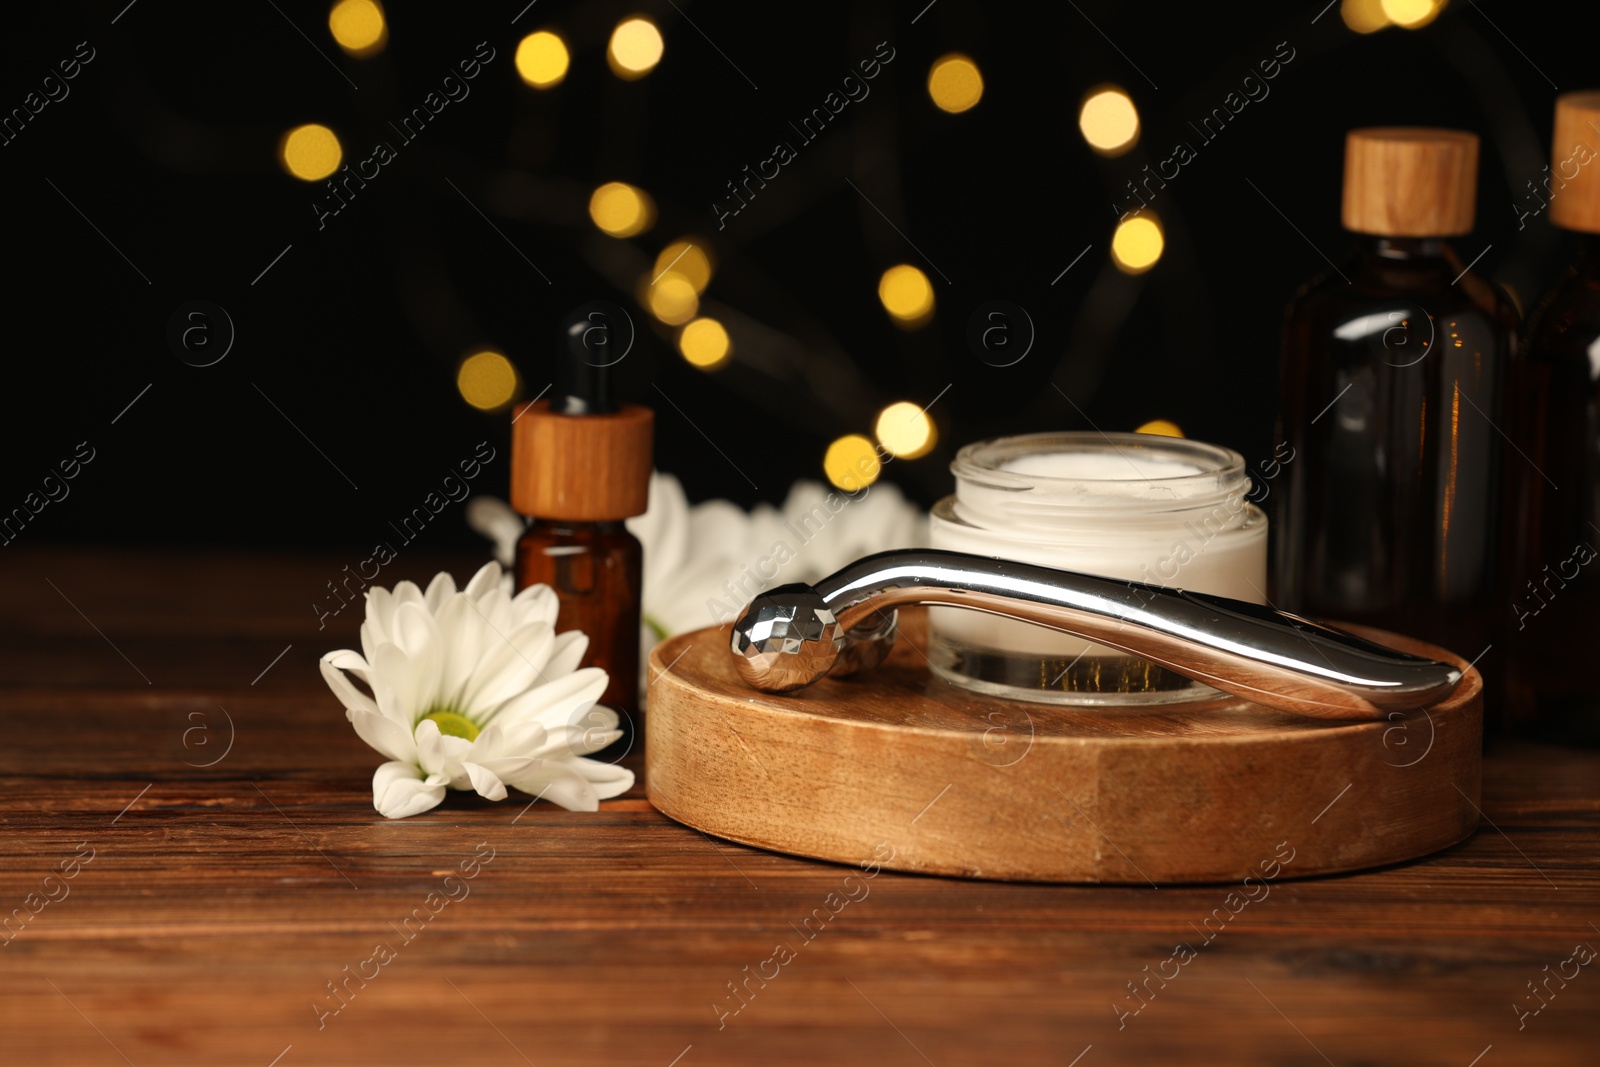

{"left": 928, "top": 431, "right": 1268, "bottom": 705}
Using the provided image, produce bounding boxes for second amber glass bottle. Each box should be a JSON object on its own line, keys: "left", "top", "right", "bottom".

{"left": 1273, "top": 128, "right": 1517, "bottom": 665}
{"left": 1503, "top": 92, "right": 1600, "bottom": 744}
{"left": 512, "top": 305, "right": 654, "bottom": 755}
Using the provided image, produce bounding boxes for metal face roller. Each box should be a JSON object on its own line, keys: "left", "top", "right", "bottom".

{"left": 728, "top": 549, "right": 1463, "bottom": 719}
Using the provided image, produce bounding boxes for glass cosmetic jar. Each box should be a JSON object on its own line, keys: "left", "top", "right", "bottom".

{"left": 929, "top": 431, "right": 1268, "bottom": 705}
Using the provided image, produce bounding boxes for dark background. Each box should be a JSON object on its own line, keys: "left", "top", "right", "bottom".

{"left": 0, "top": 0, "right": 1591, "bottom": 551}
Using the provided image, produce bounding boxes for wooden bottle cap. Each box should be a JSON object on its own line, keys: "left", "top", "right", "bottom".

{"left": 1342, "top": 127, "right": 1479, "bottom": 237}
{"left": 1549, "top": 92, "right": 1600, "bottom": 234}
{"left": 511, "top": 401, "right": 654, "bottom": 521}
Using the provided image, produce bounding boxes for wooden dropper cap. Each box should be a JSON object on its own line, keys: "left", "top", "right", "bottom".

{"left": 511, "top": 304, "right": 654, "bottom": 522}
{"left": 1549, "top": 92, "right": 1600, "bottom": 234}
{"left": 1342, "top": 127, "right": 1479, "bottom": 237}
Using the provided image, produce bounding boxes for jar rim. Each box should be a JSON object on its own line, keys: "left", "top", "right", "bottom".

{"left": 951, "top": 431, "right": 1246, "bottom": 493}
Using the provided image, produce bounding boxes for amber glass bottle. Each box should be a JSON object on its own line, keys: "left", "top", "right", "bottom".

{"left": 512, "top": 304, "right": 653, "bottom": 755}
{"left": 1503, "top": 92, "right": 1600, "bottom": 744}
{"left": 1273, "top": 128, "right": 1516, "bottom": 668}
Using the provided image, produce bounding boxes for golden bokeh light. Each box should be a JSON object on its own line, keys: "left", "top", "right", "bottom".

{"left": 515, "top": 30, "right": 570, "bottom": 88}
{"left": 608, "top": 17, "right": 664, "bottom": 79}
{"left": 589, "top": 181, "right": 655, "bottom": 237}
{"left": 1112, "top": 215, "right": 1164, "bottom": 274}
{"left": 648, "top": 272, "right": 699, "bottom": 325}
{"left": 279, "top": 124, "right": 342, "bottom": 181}
{"left": 1135, "top": 419, "right": 1185, "bottom": 438}
{"left": 1381, "top": 0, "right": 1442, "bottom": 28}
{"left": 654, "top": 240, "right": 714, "bottom": 293}
{"left": 1341, "top": 0, "right": 1391, "bottom": 32}
{"left": 878, "top": 264, "right": 935, "bottom": 326}
{"left": 927, "top": 54, "right": 983, "bottom": 114}
{"left": 678, "top": 317, "right": 731, "bottom": 369}
{"left": 457, "top": 350, "right": 519, "bottom": 411}
{"left": 1079, "top": 87, "right": 1140, "bottom": 155}
{"left": 875, "top": 402, "right": 936, "bottom": 459}
{"left": 824, "top": 435, "right": 882, "bottom": 492}
{"left": 328, "top": 0, "right": 386, "bottom": 57}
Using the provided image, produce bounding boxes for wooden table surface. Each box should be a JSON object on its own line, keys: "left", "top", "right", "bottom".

{"left": 2, "top": 548, "right": 1597, "bottom": 1066}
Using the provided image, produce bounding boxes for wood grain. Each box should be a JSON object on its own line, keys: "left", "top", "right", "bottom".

{"left": 1550, "top": 92, "right": 1600, "bottom": 235}
{"left": 648, "top": 612, "right": 1482, "bottom": 883}
{"left": 511, "top": 400, "right": 654, "bottom": 521}
{"left": 1, "top": 548, "right": 1596, "bottom": 1066}
{"left": 1342, "top": 127, "right": 1479, "bottom": 237}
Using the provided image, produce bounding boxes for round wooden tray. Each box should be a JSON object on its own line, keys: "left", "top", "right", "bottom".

{"left": 645, "top": 608, "right": 1481, "bottom": 884}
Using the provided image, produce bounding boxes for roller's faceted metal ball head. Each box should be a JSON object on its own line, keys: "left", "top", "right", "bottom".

{"left": 731, "top": 586, "right": 843, "bottom": 693}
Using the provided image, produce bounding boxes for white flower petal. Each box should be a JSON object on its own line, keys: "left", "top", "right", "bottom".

{"left": 478, "top": 718, "right": 549, "bottom": 759}
{"left": 372, "top": 677, "right": 411, "bottom": 730}
{"left": 431, "top": 593, "right": 483, "bottom": 709}
{"left": 490, "top": 667, "right": 607, "bottom": 728}
{"left": 545, "top": 630, "right": 589, "bottom": 678}
{"left": 319, "top": 651, "right": 378, "bottom": 716}
{"left": 347, "top": 707, "right": 417, "bottom": 763}
{"left": 474, "top": 755, "right": 541, "bottom": 783}
{"left": 373, "top": 761, "right": 447, "bottom": 819}
{"left": 463, "top": 721, "right": 549, "bottom": 762}
{"left": 392, "top": 579, "right": 425, "bottom": 611}
{"left": 484, "top": 591, "right": 515, "bottom": 637}
{"left": 687, "top": 500, "right": 752, "bottom": 556}
{"left": 510, "top": 583, "right": 560, "bottom": 630}
{"left": 413, "top": 717, "right": 473, "bottom": 776}
{"left": 325, "top": 649, "right": 370, "bottom": 672}
{"left": 464, "top": 561, "right": 503, "bottom": 605}
{"left": 568, "top": 755, "right": 636, "bottom": 797}
{"left": 364, "top": 585, "right": 396, "bottom": 647}
{"left": 464, "top": 621, "right": 555, "bottom": 715}
{"left": 502, "top": 761, "right": 601, "bottom": 812}
{"left": 460, "top": 761, "right": 508, "bottom": 801}
{"left": 466, "top": 496, "right": 525, "bottom": 567}
{"left": 372, "top": 642, "right": 425, "bottom": 725}
{"left": 391, "top": 603, "right": 443, "bottom": 711}
{"left": 530, "top": 724, "right": 619, "bottom": 759}
{"left": 423, "top": 571, "right": 457, "bottom": 615}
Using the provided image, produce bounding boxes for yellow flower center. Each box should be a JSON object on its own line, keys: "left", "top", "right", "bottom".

{"left": 421, "top": 710, "right": 480, "bottom": 741}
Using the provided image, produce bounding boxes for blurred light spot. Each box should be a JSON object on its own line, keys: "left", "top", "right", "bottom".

{"left": 648, "top": 272, "right": 699, "bottom": 325}
{"left": 328, "top": 0, "right": 386, "bottom": 57}
{"left": 1341, "top": 0, "right": 1391, "bottom": 32}
{"left": 655, "top": 240, "right": 713, "bottom": 293}
{"left": 608, "top": 17, "right": 663, "bottom": 79}
{"left": 1381, "top": 0, "right": 1442, "bottom": 28}
{"left": 1111, "top": 215, "right": 1163, "bottom": 274}
{"left": 875, "top": 402, "right": 936, "bottom": 459}
{"left": 878, "top": 264, "right": 935, "bottom": 326}
{"left": 927, "top": 54, "right": 983, "bottom": 113}
{"left": 279, "top": 124, "right": 342, "bottom": 181}
{"left": 457, "top": 350, "right": 518, "bottom": 410}
{"left": 678, "top": 317, "right": 731, "bottom": 368}
{"left": 1135, "top": 419, "right": 1184, "bottom": 438}
{"left": 1079, "top": 87, "right": 1140, "bottom": 156}
{"left": 589, "top": 181, "right": 655, "bottom": 237}
{"left": 824, "top": 435, "right": 882, "bottom": 492}
{"left": 515, "top": 30, "right": 569, "bottom": 87}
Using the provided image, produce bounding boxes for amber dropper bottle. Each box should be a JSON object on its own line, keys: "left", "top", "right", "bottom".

{"left": 1503, "top": 91, "right": 1600, "bottom": 744}
{"left": 512, "top": 304, "right": 654, "bottom": 756}
{"left": 1273, "top": 128, "right": 1516, "bottom": 669}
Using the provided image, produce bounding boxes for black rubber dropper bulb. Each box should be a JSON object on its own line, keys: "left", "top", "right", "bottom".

{"left": 553, "top": 301, "right": 630, "bottom": 416}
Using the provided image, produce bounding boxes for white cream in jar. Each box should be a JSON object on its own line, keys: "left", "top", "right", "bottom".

{"left": 928, "top": 432, "right": 1268, "bottom": 704}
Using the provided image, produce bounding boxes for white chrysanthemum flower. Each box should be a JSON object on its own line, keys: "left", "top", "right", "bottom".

{"left": 319, "top": 562, "right": 633, "bottom": 819}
